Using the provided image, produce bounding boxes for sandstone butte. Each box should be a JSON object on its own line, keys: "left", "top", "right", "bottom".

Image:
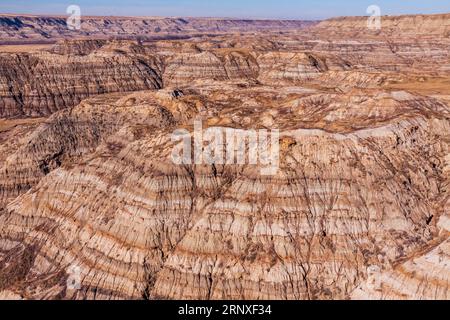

{"left": 0, "top": 13, "right": 448, "bottom": 300}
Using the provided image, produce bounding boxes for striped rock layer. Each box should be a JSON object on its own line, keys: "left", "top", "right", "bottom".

{"left": 0, "top": 83, "right": 448, "bottom": 299}
{"left": 0, "top": 13, "right": 449, "bottom": 300}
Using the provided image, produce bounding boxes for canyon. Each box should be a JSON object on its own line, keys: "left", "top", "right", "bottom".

{"left": 0, "top": 14, "right": 316, "bottom": 43}
{"left": 0, "top": 13, "right": 448, "bottom": 300}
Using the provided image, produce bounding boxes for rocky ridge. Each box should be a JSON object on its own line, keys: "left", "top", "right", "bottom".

{"left": 0, "top": 13, "right": 449, "bottom": 300}
{"left": 0, "top": 15, "right": 316, "bottom": 42}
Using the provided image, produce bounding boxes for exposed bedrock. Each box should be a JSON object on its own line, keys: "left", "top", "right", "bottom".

{"left": 0, "top": 86, "right": 448, "bottom": 299}
{"left": 312, "top": 13, "right": 450, "bottom": 38}
{"left": 2, "top": 29, "right": 450, "bottom": 119}
{"left": 0, "top": 44, "right": 163, "bottom": 117}
{"left": 0, "top": 13, "right": 449, "bottom": 300}
{"left": 0, "top": 15, "right": 316, "bottom": 42}
{"left": 0, "top": 90, "right": 203, "bottom": 208}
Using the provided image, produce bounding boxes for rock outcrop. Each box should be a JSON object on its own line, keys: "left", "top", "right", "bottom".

{"left": 2, "top": 13, "right": 450, "bottom": 119}
{"left": 312, "top": 13, "right": 450, "bottom": 38}
{"left": 0, "top": 82, "right": 448, "bottom": 299}
{"left": 0, "top": 15, "right": 316, "bottom": 43}
{"left": 0, "top": 12, "right": 449, "bottom": 300}
{"left": 0, "top": 44, "right": 163, "bottom": 117}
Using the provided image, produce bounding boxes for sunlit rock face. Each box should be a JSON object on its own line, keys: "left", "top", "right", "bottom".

{"left": 311, "top": 13, "right": 450, "bottom": 38}
{"left": 0, "top": 15, "right": 316, "bottom": 42}
{"left": 0, "top": 13, "right": 449, "bottom": 300}
{"left": 0, "top": 44, "right": 163, "bottom": 118}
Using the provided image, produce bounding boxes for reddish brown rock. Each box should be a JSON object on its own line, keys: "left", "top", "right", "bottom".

{"left": 0, "top": 13, "right": 449, "bottom": 300}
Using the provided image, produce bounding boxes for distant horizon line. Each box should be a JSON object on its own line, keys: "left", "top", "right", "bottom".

{"left": 1, "top": 11, "right": 450, "bottom": 21}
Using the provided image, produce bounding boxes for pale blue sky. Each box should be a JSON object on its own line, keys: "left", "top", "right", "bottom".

{"left": 1, "top": 0, "right": 450, "bottom": 19}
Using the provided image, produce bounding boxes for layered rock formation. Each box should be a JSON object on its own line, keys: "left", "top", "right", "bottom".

{"left": 0, "top": 82, "right": 448, "bottom": 300}
{"left": 2, "top": 11, "right": 450, "bottom": 119}
{"left": 0, "top": 43, "right": 163, "bottom": 117}
{"left": 0, "top": 13, "right": 449, "bottom": 300}
{"left": 0, "top": 15, "right": 316, "bottom": 43}
{"left": 313, "top": 13, "right": 450, "bottom": 38}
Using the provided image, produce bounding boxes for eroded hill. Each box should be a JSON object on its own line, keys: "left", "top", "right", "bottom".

{"left": 0, "top": 13, "right": 449, "bottom": 300}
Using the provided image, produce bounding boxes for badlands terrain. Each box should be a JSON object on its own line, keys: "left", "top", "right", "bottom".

{"left": 0, "top": 14, "right": 449, "bottom": 300}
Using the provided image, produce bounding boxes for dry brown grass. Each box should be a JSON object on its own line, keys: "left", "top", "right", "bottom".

{"left": 386, "top": 76, "right": 450, "bottom": 96}
{"left": 0, "top": 44, "right": 52, "bottom": 53}
{"left": 0, "top": 118, "right": 45, "bottom": 132}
